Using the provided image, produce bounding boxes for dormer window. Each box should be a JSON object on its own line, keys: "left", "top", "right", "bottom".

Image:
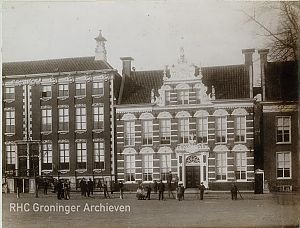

{"left": 75, "top": 82, "right": 86, "bottom": 96}
{"left": 58, "top": 84, "right": 69, "bottom": 97}
{"left": 165, "top": 90, "right": 171, "bottom": 105}
{"left": 41, "top": 85, "right": 52, "bottom": 98}
{"left": 93, "top": 81, "right": 104, "bottom": 95}
{"left": 4, "top": 87, "right": 15, "bottom": 100}
{"left": 178, "top": 90, "right": 189, "bottom": 104}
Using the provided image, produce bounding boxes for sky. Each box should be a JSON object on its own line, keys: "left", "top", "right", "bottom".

{"left": 2, "top": 0, "right": 277, "bottom": 74}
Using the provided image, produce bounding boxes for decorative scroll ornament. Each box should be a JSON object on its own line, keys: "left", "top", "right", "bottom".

{"left": 186, "top": 155, "right": 200, "bottom": 164}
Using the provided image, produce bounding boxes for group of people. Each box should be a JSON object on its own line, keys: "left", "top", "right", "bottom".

{"left": 55, "top": 179, "right": 71, "bottom": 200}
{"left": 79, "top": 178, "right": 94, "bottom": 197}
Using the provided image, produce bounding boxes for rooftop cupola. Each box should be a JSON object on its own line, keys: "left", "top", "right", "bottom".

{"left": 94, "top": 30, "right": 107, "bottom": 61}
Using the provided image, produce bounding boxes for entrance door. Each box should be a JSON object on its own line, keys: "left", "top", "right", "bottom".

{"left": 255, "top": 173, "right": 263, "bottom": 194}
{"left": 186, "top": 166, "right": 200, "bottom": 188}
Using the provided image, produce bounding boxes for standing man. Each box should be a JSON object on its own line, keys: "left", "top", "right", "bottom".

{"left": 119, "top": 180, "right": 124, "bottom": 199}
{"left": 43, "top": 179, "right": 48, "bottom": 195}
{"left": 231, "top": 183, "right": 238, "bottom": 200}
{"left": 80, "top": 178, "right": 87, "bottom": 197}
{"left": 199, "top": 182, "right": 205, "bottom": 200}
{"left": 87, "top": 178, "right": 93, "bottom": 197}
{"left": 158, "top": 180, "right": 165, "bottom": 201}
{"left": 167, "top": 171, "right": 173, "bottom": 198}
{"left": 103, "top": 182, "right": 110, "bottom": 198}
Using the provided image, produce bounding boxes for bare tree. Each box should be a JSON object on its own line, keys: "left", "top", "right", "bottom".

{"left": 243, "top": 2, "right": 299, "bottom": 61}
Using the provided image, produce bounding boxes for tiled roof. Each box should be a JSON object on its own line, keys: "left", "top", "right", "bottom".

{"left": 2, "top": 56, "right": 112, "bottom": 76}
{"left": 120, "top": 64, "right": 250, "bottom": 104}
{"left": 265, "top": 61, "right": 298, "bottom": 101}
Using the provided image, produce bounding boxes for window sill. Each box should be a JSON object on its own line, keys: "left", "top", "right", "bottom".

{"left": 215, "top": 142, "right": 227, "bottom": 145}
{"left": 58, "top": 131, "right": 69, "bottom": 134}
{"left": 92, "top": 129, "right": 104, "bottom": 133}
{"left": 74, "top": 95, "right": 86, "bottom": 99}
{"left": 234, "top": 141, "right": 246, "bottom": 144}
{"left": 215, "top": 180, "right": 228, "bottom": 182}
{"left": 57, "top": 96, "right": 69, "bottom": 100}
{"left": 4, "top": 99, "right": 14, "bottom": 103}
{"left": 276, "top": 142, "right": 291, "bottom": 145}
{"left": 41, "top": 131, "right": 52, "bottom": 135}
{"left": 124, "top": 181, "right": 136, "bottom": 184}
{"left": 40, "top": 97, "right": 52, "bottom": 101}
{"left": 4, "top": 133, "right": 15, "bottom": 137}
{"left": 93, "top": 169, "right": 105, "bottom": 173}
{"left": 75, "top": 169, "right": 87, "bottom": 174}
{"left": 58, "top": 170, "right": 70, "bottom": 174}
{"left": 277, "top": 177, "right": 292, "bottom": 180}
{"left": 92, "top": 94, "right": 104, "bottom": 98}
{"left": 42, "top": 170, "right": 53, "bottom": 174}
{"left": 75, "top": 130, "right": 87, "bottom": 134}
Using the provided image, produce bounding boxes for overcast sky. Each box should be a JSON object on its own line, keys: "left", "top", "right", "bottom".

{"left": 2, "top": 1, "right": 277, "bottom": 73}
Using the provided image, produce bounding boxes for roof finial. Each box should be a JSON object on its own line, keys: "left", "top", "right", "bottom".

{"left": 178, "top": 47, "right": 187, "bottom": 64}
{"left": 95, "top": 30, "right": 107, "bottom": 61}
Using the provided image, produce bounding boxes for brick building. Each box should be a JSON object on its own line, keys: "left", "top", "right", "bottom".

{"left": 257, "top": 49, "right": 298, "bottom": 192}
{"left": 2, "top": 31, "right": 121, "bottom": 192}
{"left": 115, "top": 49, "right": 256, "bottom": 190}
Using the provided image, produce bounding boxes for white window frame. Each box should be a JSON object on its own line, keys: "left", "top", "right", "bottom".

{"left": 6, "top": 144, "right": 16, "bottom": 165}
{"left": 197, "top": 117, "right": 208, "bottom": 144}
{"left": 94, "top": 142, "right": 105, "bottom": 170}
{"left": 125, "top": 154, "right": 136, "bottom": 182}
{"left": 58, "top": 84, "right": 69, "bottom": 97}
{"left": 160, "top": 154, "right": 171, "bottom": 181}
{"left": 92, "top": 81, "right": 104, "bottom": 95}
{"left": 142, "top": 120, "right": 153, "bottom": 145}
{"left": 59, "top": 143, "right": 69, "bottom": 170}
{"left": 58, "top": 107, "right": 69, "bottom": 132}
{"left": 5, "top": 110, "right": 15, "bottom": 134}
{"left": 160, "top": 119, "right": 171, "bottom": 145}
{"left": 234, "top": 116, "right": 246, "bottom": 143}
{"left": 93, "top": 106, "right": 104, "bottom": 130}
{"left": 4, "top": 87, "right": 15, "bottom": 100}
{"left": 178, "top": 90, "right": 189, "bottom": 104}
{"left": 178, "top": 118, "right": 189, "bottom": 144}
{"left": 235, "top": 151, "right": 247, "bottom": 181}
{"left": 41, "top": 108, "right": 52, "bottom": 132}
{"left": 216, "top": 152, "right": 227, "bottom": 181}
{"left": 76, "top": 142, "right": 87, "bottom": 169}
{"left": 75, "top": 106, "right": 87, "bottom": 130}
{"left": 215, "top": 116, "right": 227, "bottom": 143}
{"left": 124, "top": 120, "right": 135, "bottom": 146}
{"left": 142, "top": 154, "right": 153, "bottom": 182}
{"left": 276, "top": 116, "right": 291, "bottom": 144}
{"left": 41, "top": 85, "right": 52, "bottom": 98}
{"left": 276, "top": 151, "right": 291, "bottom": 179}
{"left": 75, "top": 82, "right": 86, "bottom": 96}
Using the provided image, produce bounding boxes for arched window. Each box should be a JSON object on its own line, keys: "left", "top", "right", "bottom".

{"left": 122, "top": 114, "right": 136, "bottom": 146}
{"left": 123, "top": 148, "right": 136, "bottom": 182}
{"left": 158, "top": 112, "right": 172, "bottom": 145}
{"left": 194, "top": 110, "right": 209, "bottom": 144}
{"left": 232, "top": 108, "right": 248, "bottom": 143}
{"left": 213, "top": 109, "right": 228, "bottom": 143}
{"left": 176, "top": 83, "right": 190, "bottom": 104}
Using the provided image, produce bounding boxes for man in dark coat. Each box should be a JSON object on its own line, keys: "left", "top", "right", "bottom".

{"left": 146, "top": 185, "right": 151, "bottom": 200}
{"left": 80, "top": 178, "right": 87, "bottom": 197}
{"left": 103, "top": 182, "right": 110, "bottom": 198}
{"left": 158, "top": 180, "right": 165, "bottom": 201}
{"left": 231, "top": 183, "right": 238, "bottom": 200}
{"left": 119, "top": 181, "right": 124, "bottom": 199}
{"left": 199, "top": 182, "right": 205, "bottom": 200}
{"left": 57, "top": 180, "right": 62, "bottom": 200}
{"left": 87, "top": 178, "right": 94, "bottom": 197}
{"left": 43, "top": 179, "right": 48, "bottom": 195}
{"left": 153, "top": 180, "right": 158, "bottom": 194}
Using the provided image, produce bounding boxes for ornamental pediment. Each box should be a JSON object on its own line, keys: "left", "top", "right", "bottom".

{"left": 176, "top": 143, "right": 209, "bottom": 154}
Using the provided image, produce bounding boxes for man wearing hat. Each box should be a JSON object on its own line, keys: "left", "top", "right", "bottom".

{"left": 199, "top": 182, "right": 205, "bottom": 200}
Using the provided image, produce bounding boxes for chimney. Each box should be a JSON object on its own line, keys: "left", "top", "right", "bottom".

{"left": 242, "top": 49, "right": 255, "bottom": 98}
{"left": 120, "top": 57, "right": 134, "bottom": 77}
{"left": 94, "top": 30, "right": 107, "bottom": 61}
{"left": 258, "top": 49, "right": 269, "bottom": 101}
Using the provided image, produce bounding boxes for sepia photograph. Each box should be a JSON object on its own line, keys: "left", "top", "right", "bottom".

{"left": 1, "top": 1, "right": 299, "bottom": 227}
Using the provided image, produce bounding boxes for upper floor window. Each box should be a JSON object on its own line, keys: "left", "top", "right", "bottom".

{"left": 124, "top": 120, "right": 135, "bottom": 146}
{"left": 178, "top": 118, "right": 189, "bottom": 143}
{"left": 276, "top": 116, "right": 291, "bottom": 143}
{"left": 197, "top": 117, "right": 208, "bottom": 143}
{"left": 215, "top": 116, "right": 227, "bottom": 143}
{"left": 160, "top": 119, "right": 171, "bottom": 144}
{"left": 41, "top": 85, "right": 52, "bottom": 98}
{"left": 4, "top": 87, "right": 15, "bottom": 100}
{"left": 75, "top": 82, "right": 86, "bottom": 96}
{"left": 234, "top": 116, "right": 246, "bottom": 142}
{"left": 42, "top": 143, "right": 52, "bottom": 170}
{"left": 59, "top": 143, "right": 69, "bottom": 170}
{"left": 216, "top": 152, "right": 227, "bottom": 180}
{"left": 6, "top": 144, "right": 16, "bottom": 169}
{"left": 94, "top": 142, "right": 105, "bottom": 169}
{"left": 165, "top": 90, "right": 171, "bottom": 105}
{"left": 75, "top": 107, "right": 86, "bottom": 130}
{"left": 76, "top": 142, "right": 87, "bottom": 169}
{"left": 93, "top": 81, "right": 104, "bottom": 95}
{"left": 142, "top": 154, "right": 153, "bottom": 181}
{"left": 93, "top": 106, "right": 104, "bottom": 130}
{"left": 5, "top": 110, "right": 15, "bottom": 134}
{"left": 142, "top": 120, "right": 153, "bottom": 145}
{"left": 58, "top": 84, "right": 69, "bottom": 97}
{"left": 160, "top": 154, "right": 171, "bottom": 181}
{"left": 58, "top": 107, "right": 69, "bottom": 131}
{"left": 178, "top": 90, "right": 189, "bottom": 104}
{"left": 125, "top": 154, "right": 135, "bottom": 182}
{"left": 41, "top": 108, "right": 52, "bottom": 132}
{"left": 277, "top": 152, "right": 291, "bottom": 179}
{"left": 235, "top": 152, "right": 247, "bottom": 180}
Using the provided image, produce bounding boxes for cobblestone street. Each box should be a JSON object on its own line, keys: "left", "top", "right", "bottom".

{"left": 3, "top": 191, "right": 300, "bottom": 228}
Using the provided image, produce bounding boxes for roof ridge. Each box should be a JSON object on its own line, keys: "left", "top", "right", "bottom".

{"left": 3, "top": 56, "right": 96, "bottom": 64}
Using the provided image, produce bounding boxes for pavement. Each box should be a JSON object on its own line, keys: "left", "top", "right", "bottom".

{"left": 2, "top": 191, "right": 300, "bottom": 228}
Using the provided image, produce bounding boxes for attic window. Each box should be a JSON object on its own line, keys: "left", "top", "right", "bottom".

{"left": 41, "top": 85, "right": 52, "bottom": 98}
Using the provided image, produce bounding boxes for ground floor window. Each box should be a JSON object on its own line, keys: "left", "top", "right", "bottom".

{"left": 125, "top": 154, "right": 135, "bottom": 182}
{"left": 143, "top": 154, "right": 153, "bottom": 181}
{"left": 216, "top": 152, "right": 227, "bottom": 180}
{"left": 160, "top": 154, "right": 171, "bottom": 181}
{"left": 277, "top": 151, "right": 291, "bottom": 179}
{"left": 235, "top": 152, "right": 247, "bottom": 180}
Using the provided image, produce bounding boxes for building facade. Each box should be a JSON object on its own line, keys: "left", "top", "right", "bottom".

{"left": 116, "top": 49, "right": 256, "bottom": 190}
{"left": 257, "top": 49, "right": 299, "bottom": 192}
{"left": 2, "top": 32, "right": 121, "bottom": 192}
